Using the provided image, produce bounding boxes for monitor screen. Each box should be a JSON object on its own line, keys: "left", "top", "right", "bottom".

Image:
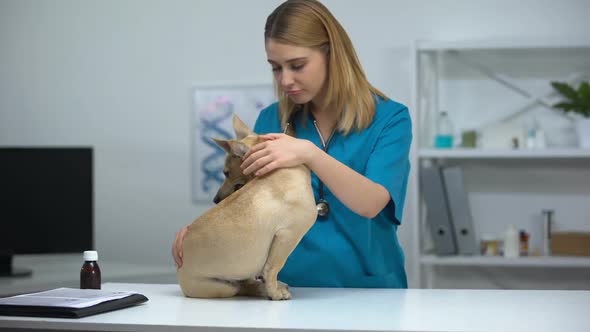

{"left": 0, "top": 147, "right": 93, "bottom": 255}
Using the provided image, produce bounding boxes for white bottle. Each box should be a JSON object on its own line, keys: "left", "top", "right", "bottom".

{"left": 535, "top": 128, "right": 547, "bottom": 149}
{"left": 525, "top": 118, "right": 546, "bottom": 149}
{"left": 525, "top": 119, "right": 537, "bottom": 149}
{"left": 503, "top": 224, "right": 520, "bottom": 258}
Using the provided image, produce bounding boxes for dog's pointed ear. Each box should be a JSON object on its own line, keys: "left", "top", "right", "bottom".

{"left": 212, "top": 138, "right": 231, "bottom": 154}
{"left": 227, "top": 141, "right": 249, "bottom": 158}
{"left": 233, "top": 114, "right": 254, "bottom": 140}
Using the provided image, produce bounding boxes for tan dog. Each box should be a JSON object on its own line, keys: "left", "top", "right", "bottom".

{"left": 177, "top": 114, "right": 317, "bottom": 300}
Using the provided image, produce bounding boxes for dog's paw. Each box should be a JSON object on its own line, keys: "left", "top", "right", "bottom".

{"left": 267, "top": 282, "right": 291, "bottom": 300}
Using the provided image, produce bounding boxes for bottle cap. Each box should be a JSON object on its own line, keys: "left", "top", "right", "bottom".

{"left": 83, "top": 250, "right": 98, "bottom": 261}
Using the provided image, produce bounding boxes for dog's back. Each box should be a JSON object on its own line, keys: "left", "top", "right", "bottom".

{"left": 179, "top": 165, "right": 315, "bottom": 281}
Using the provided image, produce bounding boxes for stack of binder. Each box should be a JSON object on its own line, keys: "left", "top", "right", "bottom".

{"left": 420, "top": 165, "right": 478, "bottom": 256}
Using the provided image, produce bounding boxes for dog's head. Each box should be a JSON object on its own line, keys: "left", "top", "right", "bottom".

{"left": 212, "top": 114, "right": 261, "bottom": 204}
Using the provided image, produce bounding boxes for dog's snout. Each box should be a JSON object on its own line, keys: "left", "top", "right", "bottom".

{"left": 213, "top": 195, "right": 221, "bottom": 204}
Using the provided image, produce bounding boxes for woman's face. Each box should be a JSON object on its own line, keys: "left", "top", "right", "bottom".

{"left": 265, "top": 39, "right": 328, "bottom": 107}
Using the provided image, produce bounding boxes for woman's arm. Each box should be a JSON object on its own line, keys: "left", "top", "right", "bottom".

{"left": 306, "top": 141, "right": 390, "bottom": 218}
{"left": 241, "top": 134, "right": 390, "bottom": 218}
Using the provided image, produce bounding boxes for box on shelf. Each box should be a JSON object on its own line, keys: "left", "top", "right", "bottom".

{"left": 552, "top": 232, "right": 590, "bottom": 257}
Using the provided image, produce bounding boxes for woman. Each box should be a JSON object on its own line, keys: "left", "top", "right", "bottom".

{"left": 173, "top": 0, "right": 412, "bottom": 288}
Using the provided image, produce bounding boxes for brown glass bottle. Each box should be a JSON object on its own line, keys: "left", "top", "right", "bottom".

{"left": 80, "top": 250, "right": 101, "bottom": 289}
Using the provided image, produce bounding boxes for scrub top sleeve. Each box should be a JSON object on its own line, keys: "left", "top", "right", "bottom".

{"left": 365, "top": 107, "right": 412, "bottom": 224}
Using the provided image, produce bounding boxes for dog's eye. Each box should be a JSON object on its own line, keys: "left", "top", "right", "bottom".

{"left": 233, "top": 184, "right": 244, "bottom": 191}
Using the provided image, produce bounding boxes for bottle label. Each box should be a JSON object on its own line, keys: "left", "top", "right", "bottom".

{"left": 435, "top": 135, "right": 454, "bottom": 148}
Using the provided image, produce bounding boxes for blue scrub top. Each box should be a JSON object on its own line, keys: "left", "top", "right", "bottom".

{"left": 253, "top": 97, "right": 412, "bottom": 288}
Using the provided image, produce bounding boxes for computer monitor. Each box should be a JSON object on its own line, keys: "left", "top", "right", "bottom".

{"left": 0, "top": 147, "right": 93, "bottom": 277}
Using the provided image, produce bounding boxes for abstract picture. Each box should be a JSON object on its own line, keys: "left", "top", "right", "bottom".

{"left": 191, "top": 84, "right": 275, "bottom": 202}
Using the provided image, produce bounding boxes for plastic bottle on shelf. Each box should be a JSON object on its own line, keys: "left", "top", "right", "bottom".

{"left": 525, "top": 119, "right": 537, "bottom": 149}
{"left": 503, "top": 225, "right": 520, "bottom": 258}
{"left": 525, "top": 117, "right": 546, "bottom": 149}
{"left": 535, "top": 127, "right": 547, "bottom": 149}
{"left": 434, "top": 111, "right": 454, "bottom": 148}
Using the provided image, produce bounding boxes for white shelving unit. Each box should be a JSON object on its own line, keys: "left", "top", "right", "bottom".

{"left": 420, "top": 255, "right": 590, "bottom": 268}
{"left": 409, "top": 39, "right": 590, "bottom": 289}
{"left": 419, "top": 148, "right": 590, "bottom": 159}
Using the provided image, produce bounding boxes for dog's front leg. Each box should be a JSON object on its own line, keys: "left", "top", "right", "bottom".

{"left": 261, "top": 229, "right": 301, "bottom": 300}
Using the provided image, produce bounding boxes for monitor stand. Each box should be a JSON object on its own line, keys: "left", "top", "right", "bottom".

{"left": 0, "top": 250, "right": 33, "bottom": 277}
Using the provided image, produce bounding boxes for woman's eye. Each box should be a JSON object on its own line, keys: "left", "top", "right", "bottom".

{"left": 271, "top": 67, "right": 281, "bottom": 72}
{"left": 291, "top": 64, "right": 304, "bottom": 71}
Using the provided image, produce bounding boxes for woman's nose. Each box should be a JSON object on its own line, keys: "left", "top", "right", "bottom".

{"left": 280, "top": 71, "right": 294, "bottom": 88}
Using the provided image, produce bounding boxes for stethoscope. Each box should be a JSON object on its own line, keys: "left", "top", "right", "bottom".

{"left": 284, "top": 112, "right": 335, "bottom": 218}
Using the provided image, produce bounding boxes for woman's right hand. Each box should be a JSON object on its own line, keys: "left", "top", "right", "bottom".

{"left": 241, "top": 133, "right": 315, "bottom": 177}
{"left": 172, "top": 225, "right": 189, "bottom": 269}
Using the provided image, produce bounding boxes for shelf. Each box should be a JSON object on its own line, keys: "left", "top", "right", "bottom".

{"left": 411, "top": 39, "right": 590, "bottom": 288}
{"left": 418, "top": 148, "right": 590, "bottom": 159}
{"left": 420, "top": 254, "right": 590, "bottom": 268}
{"left": 416, "top": 39, "right": 590, "bottom": 51}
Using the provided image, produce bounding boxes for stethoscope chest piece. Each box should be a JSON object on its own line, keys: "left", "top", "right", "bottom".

{"left": 316, "top": 199, "right": 330, "bottom": 218}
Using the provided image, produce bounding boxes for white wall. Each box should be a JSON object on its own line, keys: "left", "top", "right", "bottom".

{"left": 1, "top": 0, "right": 589, "bottom": 288}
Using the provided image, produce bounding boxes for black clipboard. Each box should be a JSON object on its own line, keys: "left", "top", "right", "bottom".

{"left": 0, "top": 293, "right": 148, "bottom": 318}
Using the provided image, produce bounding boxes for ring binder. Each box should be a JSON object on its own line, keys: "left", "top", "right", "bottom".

{"left": 0, "top": 288, "right": 148, "bottom": 318}
{"left": 420, "top": 165, "right": 458, "bottom": 255}
{"left": 442, "top": 167, "right": 478, "bottom": 255}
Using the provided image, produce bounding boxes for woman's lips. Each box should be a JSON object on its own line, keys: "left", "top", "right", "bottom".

{"left": 287, "top": 90, "right": 302, "bottom": 96}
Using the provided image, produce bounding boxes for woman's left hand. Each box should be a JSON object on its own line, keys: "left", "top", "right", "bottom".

{"left": 241, "top": 133, "right": 315, "bottom": 176}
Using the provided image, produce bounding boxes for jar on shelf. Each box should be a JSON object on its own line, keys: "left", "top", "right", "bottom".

{"left": 480, "top": 234, "right": 499, "bottom": 256}
{"left": 520, "top": 230, "right": 530, "bottom": 256}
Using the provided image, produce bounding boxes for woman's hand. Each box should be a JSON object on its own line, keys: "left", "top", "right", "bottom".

{"left": 241, "top": 134, "right": 316, "bottom": 176}
{"left": 172, "top": 225, "right": 189, "bottom": 269}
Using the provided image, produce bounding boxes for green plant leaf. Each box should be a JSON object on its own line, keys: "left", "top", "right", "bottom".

{"left": 551, "top": 81, "right": 579, "bottom": 102}
{"left": 553, "top": 102, "right": 576, "bottom": 112}
{"left": 578, "top": 82, "right": 590, "bottom": 108}
{"left": 578, "top": 82, "right": 590, "bottom": 118}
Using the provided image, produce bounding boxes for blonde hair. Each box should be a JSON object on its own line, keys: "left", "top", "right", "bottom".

{"left": 264, "top": 0, "right": 387, "bottom": 135}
